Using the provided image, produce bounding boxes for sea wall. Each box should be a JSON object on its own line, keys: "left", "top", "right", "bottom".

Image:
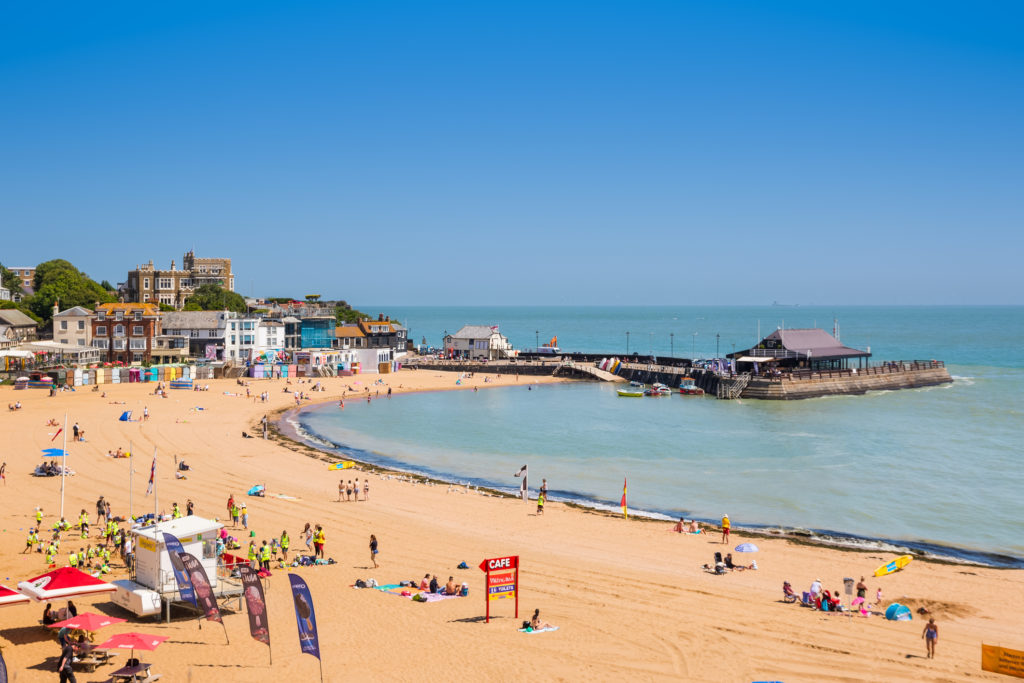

{"left": 741, "top": 366, "right": 952, "bottom": 400}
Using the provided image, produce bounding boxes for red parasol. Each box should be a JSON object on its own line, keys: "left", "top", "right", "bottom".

{"left": 48, "top": 612, "right": 126, "bottom": 631}
{"left": 96, "top": 631, "right": 168, "bottom": 660}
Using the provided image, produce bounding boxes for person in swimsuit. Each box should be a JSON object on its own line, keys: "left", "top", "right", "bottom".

{"left": 856, "top": 577, "right": 867, "bottom": 599}
{"left": 923, "top": 618, "right": 938, "bottom": 658}
{"left": 530, "top": 609, "right": 553, "bottom": 630}
{"left": 369, "top": 534, "right": 379, "bottom": 568}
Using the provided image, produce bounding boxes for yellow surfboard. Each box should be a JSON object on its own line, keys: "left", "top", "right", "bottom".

{"left": 874, "top": 554, "right": 913, "bottom": 577}
{"left": 328, "top": 461, "right": 355, "bottom": 471}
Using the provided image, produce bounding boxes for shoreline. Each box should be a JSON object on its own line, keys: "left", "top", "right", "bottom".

{"left": 277, "top": 384, "right": 1023, "bottom": 570}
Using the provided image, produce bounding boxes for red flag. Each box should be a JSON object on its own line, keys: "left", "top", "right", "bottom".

{"left": 620, "top": 478, "right": 628, "bottom": 518}
{"left": 50, "top": 428, "right": 62, "bottom": 442}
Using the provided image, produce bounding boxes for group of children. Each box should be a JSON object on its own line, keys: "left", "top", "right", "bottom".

{"left": 338, "top": 478, "right": 369, "bottom": 502}
{"left": 25, "top": 499, "right": 129, "bottom": 575}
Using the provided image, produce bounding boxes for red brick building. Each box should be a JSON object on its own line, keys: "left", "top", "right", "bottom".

{"left": 91, "top": 303, "right": 161, "bottom": 365}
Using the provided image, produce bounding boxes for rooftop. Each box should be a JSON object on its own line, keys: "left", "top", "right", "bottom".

{"left": 0, "top": 309, "right": 38, "bottom": 327}
{"left": 449, "top": 324, "right": 502, "bottom": 339}
{"left": 54, "top": 306, "right": 94, "bottom": 317}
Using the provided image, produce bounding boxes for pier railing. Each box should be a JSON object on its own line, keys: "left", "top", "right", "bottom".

{"left": 753, "top": 360, "right": 945, "bottom": 383}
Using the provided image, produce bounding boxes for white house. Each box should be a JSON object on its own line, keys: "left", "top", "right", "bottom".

{"left": 52, "top": 305, "right": 94, "bottom": 348}
{"left": 443, "top": 325, "right": 514, "bottom": 361}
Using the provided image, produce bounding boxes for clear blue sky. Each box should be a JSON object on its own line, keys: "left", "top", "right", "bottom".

{"left": 2, "top": 1, "right": 1021, "bottom": 305}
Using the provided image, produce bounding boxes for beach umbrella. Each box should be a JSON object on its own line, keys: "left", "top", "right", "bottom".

{"left": 96, "top": 632, "right": 168, "bottom": 661}
{"left": 48, "top": 612, "right": 126, "bottom": 631}
{"left": 734, "top": 543, "right": 759, "bottom": 553}
{"left": 0, "top": 585, "right": 30, "bottom": 607}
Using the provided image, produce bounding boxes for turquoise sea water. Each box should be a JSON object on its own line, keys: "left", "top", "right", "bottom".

{"left": 295, "top": 306, "right": 1024, "bottom": 566}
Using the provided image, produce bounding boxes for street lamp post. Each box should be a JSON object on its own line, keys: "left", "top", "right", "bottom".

{"left": 692, "top": 332, "right": 698, "bottom": 360}
{"left": 626, "top": 331, "right": 630, "bottom": 355}
{"left": 716, "top": 333, "right": 720, "bottom": 359}
{"left": 670, "top": 332, "right": 674, "bottom": 358}
{"left": 535, "top": 330, "right": 539, "bottom": 350}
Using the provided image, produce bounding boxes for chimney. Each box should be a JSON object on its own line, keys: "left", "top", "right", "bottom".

{"left": 53, "top": 299, "right": 60, "bottom": 316}
{"left": 171, "top": 259, "right": 176, "bottom": 270}
{"left": 378, "top": 313, "right": 384, "bottom": 321}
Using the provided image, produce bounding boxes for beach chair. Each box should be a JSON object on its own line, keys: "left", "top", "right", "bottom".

{"left": 782, "top": 582, "right": 798, "bottom": 603}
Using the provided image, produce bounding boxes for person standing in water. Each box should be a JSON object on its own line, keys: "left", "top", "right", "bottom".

{"left": 923, "top": 618, "right": 938, "bottom": 658}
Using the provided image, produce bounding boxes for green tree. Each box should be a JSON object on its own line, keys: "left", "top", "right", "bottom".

{"left": 0, "top": 263, "right": 22, "bottom": 294}
{"left": 184, "top": 284, "right": 247, "bottom": 313}
{"left": 100, "top": 279, "right": 116, "bottom": 292}
{"left": 28, "top": 259, "right": 115, "bottom": 322}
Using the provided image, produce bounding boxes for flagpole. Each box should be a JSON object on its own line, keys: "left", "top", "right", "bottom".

{"left": 59, "top": 412, "right": 68, "bottom": 519}
{"left": 129, "top": 440, "right": 134, "bottom": 521}
{"left": 153, "top": 447, "right": 159, "bottom": 518}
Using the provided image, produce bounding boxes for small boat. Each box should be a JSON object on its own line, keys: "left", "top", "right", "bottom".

{"left": 617, "top": 388, "right": 644, "bottom": 397}
{"left": 644, "top": 383, "right": 672, "bottom": 396}
{"left": 629, "top": 381, "right": 644, "bottom": 387}
{"left": 678, "top": 377, "right": 705, "bottom": 395}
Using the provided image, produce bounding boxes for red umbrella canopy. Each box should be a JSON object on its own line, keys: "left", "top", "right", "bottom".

{"left": 0, "top": 585, "right": 30, "bottom": 607}
{"left": 96, "top": 632, "right": 168, "bottom": 652}
{"left": 48, "top": 612, "right": 126, "bottom": 631}
{"left": 17, "top": 567, "right": 116, "bottom": 601}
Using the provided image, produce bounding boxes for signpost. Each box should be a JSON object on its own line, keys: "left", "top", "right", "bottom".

{"left": 479, "top": 555, "right": 519, "bottom": 623}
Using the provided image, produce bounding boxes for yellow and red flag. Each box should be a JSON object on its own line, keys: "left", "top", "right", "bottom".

{"left": 620, "top": 478, "right": 628, "bottom": 518}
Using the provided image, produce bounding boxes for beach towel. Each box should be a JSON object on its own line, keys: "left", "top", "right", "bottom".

{"left": 519, "top": 626, "right": 559, "bottom": 633}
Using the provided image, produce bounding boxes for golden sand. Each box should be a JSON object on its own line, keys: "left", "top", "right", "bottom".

{"left": 0, "top": 370, "right": 1020, "bottom": 682}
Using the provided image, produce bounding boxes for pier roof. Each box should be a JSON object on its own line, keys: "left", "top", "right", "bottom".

{"left": 731, "top": 328, "right": 870, "bottom": 361}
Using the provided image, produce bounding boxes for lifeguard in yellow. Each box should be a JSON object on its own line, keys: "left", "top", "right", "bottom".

{"left": 35, "top": 507, "right": 43, "bottom": 526}
{"left": 280, "top": 531, "right": 290, "bottom": 562}
{"left": 172, "top": 503, "right": 182, "bottom": 519}
{"left": 24, "top": 530, "right": 38, "bottom": 553}
{"left": 68, "top": 551, "right": 78, "bottom": 568}
{"left": 721, "top": 514, "right": 731, "bottom": 544}
{"left": 247, "top": 541, "right": 257, "bottom": 566}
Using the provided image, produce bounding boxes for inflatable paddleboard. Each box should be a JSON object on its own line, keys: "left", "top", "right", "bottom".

{"left": 328, "top": 461, "right": 355, "bottom": 471}
{"left": 874, "top": 554, "right": 913, "bottom": 577}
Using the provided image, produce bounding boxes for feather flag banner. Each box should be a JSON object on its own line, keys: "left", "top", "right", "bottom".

{"left": 620, "top": 478, "right": 628, "bottom": 518}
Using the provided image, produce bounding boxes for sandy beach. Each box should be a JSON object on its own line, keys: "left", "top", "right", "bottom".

{"left": 0, "top": 370, "right": 1021, "bottom": 682}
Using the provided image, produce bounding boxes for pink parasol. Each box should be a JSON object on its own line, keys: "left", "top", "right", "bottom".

{"left": 48, "top": 612, "right": 126, "bottom": 631}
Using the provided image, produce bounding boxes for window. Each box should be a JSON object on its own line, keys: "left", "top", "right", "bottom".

{"left": 96, "top": 325, "right": 107, "bottom": 335}
{"left": 143, "top": 278, "right": 150, "bottom": 289}
{"left": 199, "top": 266, "right": 207, "bottom": 273}
{"left": 114, "top": 340, "right": 126, "bottom": 350}
{"left": 60, "top": 320, "right": 68, "bottom": 330}
{"left": 93, "top": 339, "right": 109, "bottom": 349}
{"left": 77, "top": 320, "right": 84, "bottom": 330}
{"left": 132, "top": 325, "right": 144, "bottom": 335}
{"left": 158, "top": 278, "right": 172, "bottom": 290}
{"left": 231, "top": 335, "right": 236, "bottom": 344}
{"left": 115, "top": 311, "right": 123, "bottom": 321}
{"left": 60, "top": 339, "right": 68, "bottom": 344}
{"left": 190, "top": 330, "right": 199, "bottom": 338}
{"left": 230, "top": 322, "right": 236, "bottom": 330}
{"left": 96, "top": 312, "right": 105, "bottom": 321}
{"left": 134, "top": 311, "right": 142, "bottom": 321}
{"left": 159, "top": 294, "right": 173, "bottom": 306}
{"left": 133, "top": 353, "right": 144, "bottom": 363}
{"left": 114, "top": 325, "right": 125, "bottom": 336}
{"left": 77, "top": 339, "right": 85, "bottom": 346}
{"left": 130, "top": 339, "right": 146, "bottom": 350}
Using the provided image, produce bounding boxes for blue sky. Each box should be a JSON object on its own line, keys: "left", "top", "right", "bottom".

{"left": 1, "top": 1, "right": 1021, "bottom": 305}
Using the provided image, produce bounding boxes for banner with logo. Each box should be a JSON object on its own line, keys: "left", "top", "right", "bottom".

{"left": 288, "top": 573, "right": 320, "bottom": 660}
{"left": 239, "top": 565, "right": 270, "bottom": 646}
{"left": 177, "top": 552, "right": 222, "bottom": 623}
{"left": 162, "top": 533, "right": 196, "bottom": 606}
{"left": 0, "top": 645, "right": 8, "bottom": 683}
{"left": 982, "top": 644, "right": 1024, "bottom": 678}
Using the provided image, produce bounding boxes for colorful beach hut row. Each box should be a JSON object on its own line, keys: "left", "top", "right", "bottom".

{"left": 32, "top": 364, "right": 216, "bottom": 387}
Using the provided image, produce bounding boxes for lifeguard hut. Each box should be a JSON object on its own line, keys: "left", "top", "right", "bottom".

{"left": 112, "top": 516, "right": 239, "bottom": 620}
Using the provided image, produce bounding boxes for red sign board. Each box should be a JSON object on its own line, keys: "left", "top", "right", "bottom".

{"left": 479, "top": 555, "right": 519, "bottom": 623}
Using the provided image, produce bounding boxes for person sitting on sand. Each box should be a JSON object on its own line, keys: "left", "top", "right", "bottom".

{"left": 419, "top": 574, "right": 430, "bottom": 591}
{"left": 689, "top": 520, "right": 702, "bottom": 533}
{"left": 672, "top": 517, "right": 685, "bottom": 533}
{"left": 530, "top": 609, "right": 553, "bottom": 630}
{"left": 429, "top": 575, "right": 439, "bottom": 594}
{"left": 42, "top": 603, "right": 57, "bottom": 625}
{"left": 445, "top": 576, "right": 458, "bottom": 595}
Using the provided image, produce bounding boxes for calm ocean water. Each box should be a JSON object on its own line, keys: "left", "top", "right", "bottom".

{"left": 297, "top": 306, "right": 1024, "bottom": 566}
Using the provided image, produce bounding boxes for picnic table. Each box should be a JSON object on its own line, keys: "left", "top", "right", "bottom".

{"left": 72, "top": 649, "right": 119, "bottom": 672}
{"left": 109, "top": 661, "right": 160, "bottom": 682}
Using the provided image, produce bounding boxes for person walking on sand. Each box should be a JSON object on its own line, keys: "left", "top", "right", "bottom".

{"left": 923, "top": 618, "right": 938, "bottom": 658}
{"left": 280, "top": 530, "right": 290, "bottom": 562}
{"left": 369, "top": 534, "right": 379, "bottom": 568}
{"left": 143, "top": 406, "right": 149, "bottom": 421}
{"left": 338, "top": 479, "right": 344, "bottom": 502}
{"left": 856, "top": 577, "right": 867, "bottom": 600}
{"left": 313, "top": 525, "right": 325, "bottom": 559}
{"left": 363, "top": 478, "right": 369, "bottom": 501}
{"left": 354, "top": 478, "right": 360, "bottom": 501}
{"left": 227, "top": 493, "right": 235, "bottom": 519}
{"left": 1, "top": 461, "right": 6, "bottom": 485}
{"left": 241, "top": 503, "right": 249, "bottom": 530}
{"left": 721, "top": 514, "right": 730, "bottom": 544}
{"left": 303, "top": 523, "right": 313, "bottom": 551}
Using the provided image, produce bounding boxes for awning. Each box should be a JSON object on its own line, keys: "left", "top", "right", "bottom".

{"left": 735, "top": 356, "right": 777, "bottom": 363}
{"left": 17, "top": 567, "right": 117, "bottom": 601}
{"left": 0, "top": 585, "right": 30, "bottom": 607}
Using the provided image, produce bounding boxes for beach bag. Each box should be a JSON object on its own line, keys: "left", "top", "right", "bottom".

{"left": 412, "top": 593, "right": 426, "bottom": 602}
{"left": 522, "top": 621, "right": 531, "bottom": 630}
{"left": 368, "top": 578, "right": 378, "bottom": 587}
{"left": 355, "top": 579, "right": 367, "bottom": 588}
{"left": 457, "top": 561, "right": 469, "bottom": 569}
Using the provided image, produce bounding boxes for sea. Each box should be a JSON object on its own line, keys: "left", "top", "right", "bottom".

{"left": 291, "top": 306, "right": 1024, "bottom": 567}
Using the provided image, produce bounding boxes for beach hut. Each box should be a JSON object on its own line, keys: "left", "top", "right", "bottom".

{"left": 14, "top": 376, "right": 29, "bottom": 390}
{"left": 73, "top": 368, "right": 83, "bottom": 386}
{"left": 111, "top": 367, "right": 120, "bottom": 384}
{"left": 28, "top": 375, "right": 54, "bottom": 389}
{"left": 885, "top": 604, "right": 912, "bottom": 621}
{"left": 169, "top": 378, "right": 193, "bottom": 390}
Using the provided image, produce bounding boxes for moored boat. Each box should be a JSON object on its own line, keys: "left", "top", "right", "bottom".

{"left": 617, "top": 388, "right": 644, "bottom": 397}
{"left": 679, "top": 377, "right": 705, "bottom": 395}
